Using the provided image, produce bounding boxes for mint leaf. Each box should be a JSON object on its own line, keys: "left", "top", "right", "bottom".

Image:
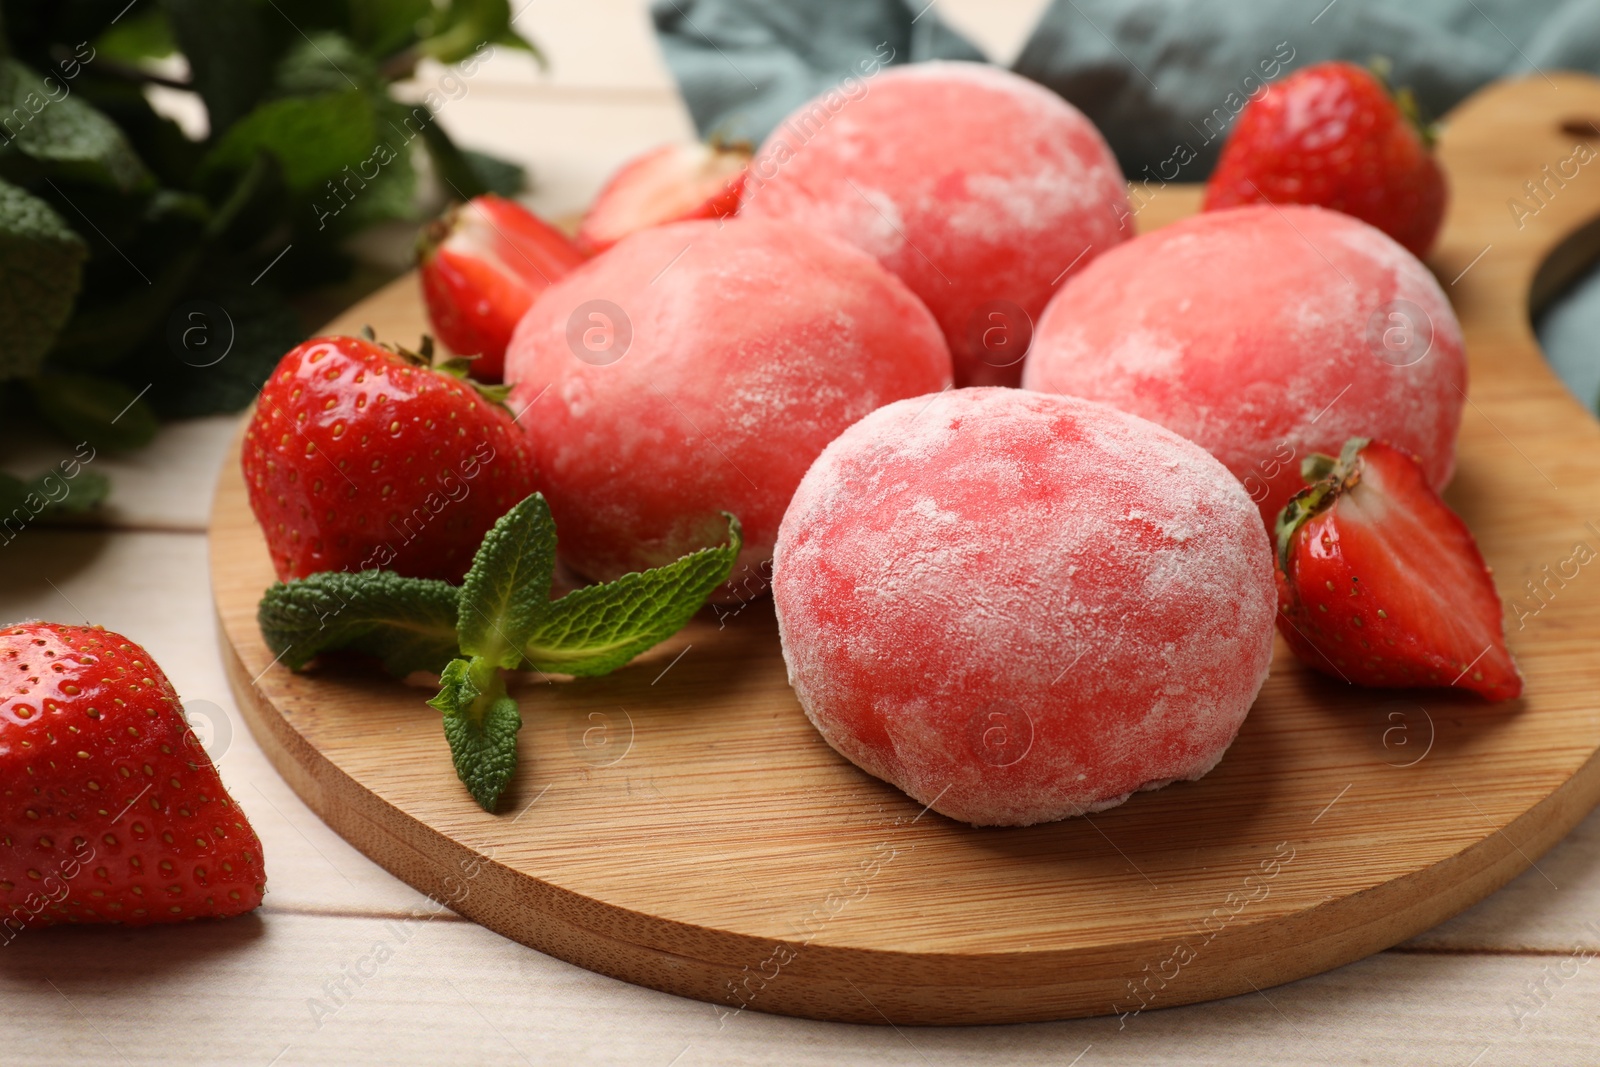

{"left": 457, "top": 493, "right": 557, "bottom": 669}
{"left": 143, "top": 286, "right": 305, "bottom": 418}
{"left": 429, "top": 656, "right": 522, "bottom": 811}
{"left": 162, "top": 0, "right": 278, "bottom": 135}
{"left": 0, "top": 58, "right": 150, "bottom": 192}
{"left": 336, "top": 153, "right": 417, "bottom": 230}
{"left": 252, "top": 497, "right": 736, "bottom": 814}
{"left": 95, "top": 5, "right": 179, "bottom": 63}
{"left": 257, "top": 569, "right": 460, "bottom": 676}
{"left": 418, "top": 118, "right": 488, "bottom": 200}
{"left": 0, "top": 177, "right": 86, "bottom": 380}
{"left": 348, "top": 0, "right": 433, "bottom": 58}
{"left": 51, "top": 470, "right": 110, "bottom": 513}
{"left": 204, "top": 90, "right": 376, "bottom": 193}
{"left": 273, "top": 33, "right": 380, "bottom": 96}
{"left": 419, "top": 0, "right": 522, "bottom": 63}
{"left": 0, "top": 474, "right": 28, "bottom": 516}
{"left": 524, "top": 514, "right": 740, "bottom": 676}
{"left": 48, "top": 190, "right": 209, "bottom": 370}
{"left": 0, "top": 468, "right": 108, "bottom": 522}
{"left": 28, "top": 373, "right": 158, "bottom": 453}
{"left": 416, "top": 120, "right": 524, "bottom": 201}
{"left": 461, "top": 149, "right": 525, "bottom": 197}
{"left": 488, "top": 24, "right": 545, "bottom": 62}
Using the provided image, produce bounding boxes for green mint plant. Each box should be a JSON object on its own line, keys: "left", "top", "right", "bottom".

{"left": 258, "top": 494, "right": 742, "bottom": 812}
{"left": 1, "top": 0, "right": 537, "bottom": 463}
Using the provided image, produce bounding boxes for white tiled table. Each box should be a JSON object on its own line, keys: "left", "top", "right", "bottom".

{"left": 3, "top": 4, "right": 1597, "bottom": 1063}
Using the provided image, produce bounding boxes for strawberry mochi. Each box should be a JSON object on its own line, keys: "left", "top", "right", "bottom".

{"left": 1022, "top": 204, "right": 1466, "bottom": 524}
{"left": 772, "top": 388, "right": 1277, "bottom": 827}
{"left": 504, "top": 218, "right": 952, "bottom": 591}
{"left": 740, "top": 61, "right": 1129, "bottom": 389}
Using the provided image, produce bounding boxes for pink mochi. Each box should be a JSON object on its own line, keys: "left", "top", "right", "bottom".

{"left": 504, "top": 217, "right": 952, "bottom": 589}
{"left": 772, "top": 388, "right": 1277, "bottom": 827}
{"left": 1022, "top": 204, "right": 1466, "bottom": 524}
{"left": 741, "top": 61, "right": 1130, "bottom": 389}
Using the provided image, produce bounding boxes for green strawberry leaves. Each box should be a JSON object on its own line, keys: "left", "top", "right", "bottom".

{"left": 364, "top": 330, "right": 514, "bottom": 410}
{"left": 1274, "top": 437, "right": 1370, "bottom": 571}
{"left": 256, "top": 494, "right": 741, "bottom": 812}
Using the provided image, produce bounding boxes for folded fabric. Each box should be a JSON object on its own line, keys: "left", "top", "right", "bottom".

{"left": 651, "top": 0, "right": 982, "bottom": 144}
{"left": 1016, "top": 0, "right": 1600, "bottom": 177}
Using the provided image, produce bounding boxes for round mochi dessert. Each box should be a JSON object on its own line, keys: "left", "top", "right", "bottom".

{"left": 1022, "top": 204, "right": 1466, "bottom": 524}
{"left": 741, "top": 61, "right": 1129, "bottom": 389}
{"left": 504, "top": 217, "right": 952, "bottom": 591}
{"left": 772, "top": 388, "right": 1277, "bottom": 827}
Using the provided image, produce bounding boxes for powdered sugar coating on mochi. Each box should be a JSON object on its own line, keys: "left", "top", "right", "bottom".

{"left": 504, "top": 217, "right": 952, "bottom": 591}
{"left": 742, "top": 61, "right": 1130, "bottom": 389}
{"left": 772, "top": 388, "right": 1276, "bottom": 827}
{"left": 1022, "top": 204, "right": 1466, "bottom": 524}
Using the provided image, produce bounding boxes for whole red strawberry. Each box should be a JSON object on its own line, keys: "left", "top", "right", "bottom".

{"left": 242, "top": 334, "right": 539, "bottom": 583}
{"left": 1, "top": 623, "right": 264, "bottom": 931}
{"left": 418, "top": 194, "right": 586, "bottom": 381}
{"left": 1275, "top": 438, "right": 1521, "bottom": 700}
{"left": 1204, "top": 62, "right": 1447, "bottom": 258}
{"left": 576, "top": 140, "right": 751, "bottom": 256}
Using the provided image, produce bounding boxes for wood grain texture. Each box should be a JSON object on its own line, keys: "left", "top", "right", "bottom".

{"left": 210, "top": 74, "right": 1600, "bottom": 1025}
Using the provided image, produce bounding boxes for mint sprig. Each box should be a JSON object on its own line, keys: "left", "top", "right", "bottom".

{"left": 255, "top": 494, "right": 742, "bottom": 812}
{"left": 433, "top": 493, "right": 557, "bottom": 813}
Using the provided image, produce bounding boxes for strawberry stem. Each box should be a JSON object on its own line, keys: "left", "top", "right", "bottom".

{"left": 362, "top": 328, "right": 518, "bottom": 413}
{"left": 1366, "top": 55, "right": 1437, "bottom": 148}
{"left": 1274, "top": 437, "right": 1370, "bottom": 571}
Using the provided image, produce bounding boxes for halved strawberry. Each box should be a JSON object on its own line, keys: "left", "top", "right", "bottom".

{"left": 418, "top": 195, "right": 586, "bottom": 381}
{"left": 575, "top": 141, "right": 751, "bottom": 255}
{"left": 1275, "top": 438, "right": 1521, "bottom": 701}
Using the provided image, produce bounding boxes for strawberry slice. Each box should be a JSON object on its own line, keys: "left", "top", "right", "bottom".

{"left": 576, "top": 141, "right": 751, "bottom": 255}
{"left": 2, "top": 623, "right": 265, "bottom": 930}
{"left": 1274, "top": 438, "right": 1521, "bottom": 701}
{"left": 418, "top": 194, "right": 586, "bottom": 381}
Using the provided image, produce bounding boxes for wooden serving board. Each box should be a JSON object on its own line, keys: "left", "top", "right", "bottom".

{"left": 212, "top": 75, "right": 1600, "bottom": 1025}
